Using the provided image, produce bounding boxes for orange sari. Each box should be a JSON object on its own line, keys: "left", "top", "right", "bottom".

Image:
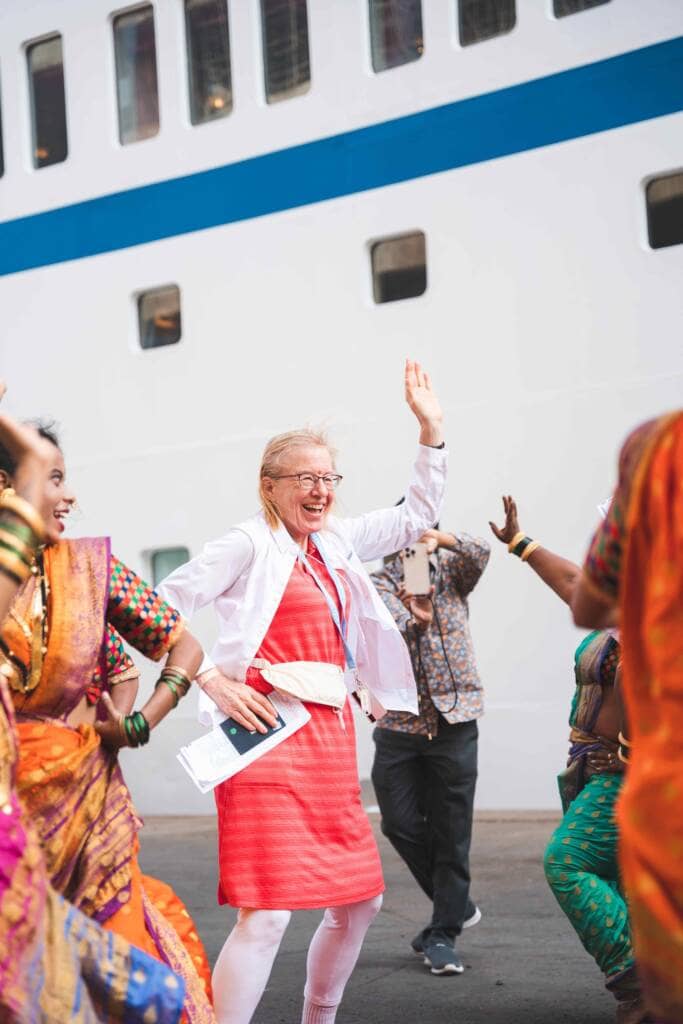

{"left": 3, "top": 537, "right": 214, "bottom": 1023}
{"left": 584, "top": 411, "right": 683, "bottom": 1021}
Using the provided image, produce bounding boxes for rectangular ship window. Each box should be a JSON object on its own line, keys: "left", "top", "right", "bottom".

{"left": 458, "top": 1, "right": 515, "bottom": 47}
{"left": 185, "top": 0, "right": 232, "bottom": 124}
{"left": 113, "top": 5, "right": 160, "bottom": 144}
{"left": 369, "top": 0, "right": 424, "bottom": 72}
{"left": 646, "top": 172, "right": 683, "bottom": 250}
{"left": 553, "top": 0, "right": 610, "bottom": 16}
{"left": 371, "top": 232, "right": 427, "bottom": 304}
{"left": 27, "top": 36, "right": 68, "bottom": 168}
{"left": 151, "top": 546, "right": 190, "bottom": 586}
{"left": 138, "top": 285, "right": 182, "bottom": 349}
{"left": 260, "top": 0, "right": 310, "bottom": 103}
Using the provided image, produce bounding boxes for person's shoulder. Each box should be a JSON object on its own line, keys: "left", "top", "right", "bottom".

{"left": 62, "top": 536, "right": 110, "bottom": 560}
{"left": 443, "top": 534, "right": 491, "bottom": 556}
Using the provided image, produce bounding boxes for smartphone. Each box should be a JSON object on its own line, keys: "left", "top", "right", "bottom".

{"left": 401, "top": 541, "right": 431, "bottom": 596}
{"left": 219, "top": 711, "right": 284, "bottom": 755}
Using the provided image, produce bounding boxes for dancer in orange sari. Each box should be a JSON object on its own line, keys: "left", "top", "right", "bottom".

{"left": 0, "top": 404, "right": 185, "bottom": 1023}
{"left": 0, "top": 423, "right": 215, "bottom": 1024}
{"left": 572, "top": 410, "right": 683, "bottom": 1023}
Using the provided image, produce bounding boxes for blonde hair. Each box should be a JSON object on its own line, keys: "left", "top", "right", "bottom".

{"left": 259, "top": 428, "right": 336, "bottom": 529}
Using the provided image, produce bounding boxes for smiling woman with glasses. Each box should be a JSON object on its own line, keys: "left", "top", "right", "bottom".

{"left": 158, "top": 359, "right": 448, "bottom": 1024}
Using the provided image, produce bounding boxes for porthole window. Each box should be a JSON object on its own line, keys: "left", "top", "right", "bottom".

{"left": 27, "top": 35, "right": 68, "bottom": 168}
{"left": 113, "top": 5, "right": 160, "bottom": 144}
{"left": 151, "top": 547, "right": 190, "bottom": 586}
{"left": 458, "top": 1, "right": 515, "bottom": 47}
{"left": 260, "top": 0, "right": 311, "bottom": 103}
{"left": 137, "top": 285, "right": 182, "bottom": 350}
{"left": 371, "top": 232, "right": 427, "bottom": 304}
{"left": 369, "top": 0, "right": 423, "bottom": 72}
{"left": 553, "top": 0, "right": 610, "bottom": 17}
{"left": 646, "top": 172, "right": 683, "bottom": 250}
{"left": 185, "top": 0, "right": 232, "bottom": 125}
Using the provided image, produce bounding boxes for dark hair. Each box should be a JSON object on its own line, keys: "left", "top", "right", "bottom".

{"left": 0, "top": 420, "right": 61, "bottom": 477}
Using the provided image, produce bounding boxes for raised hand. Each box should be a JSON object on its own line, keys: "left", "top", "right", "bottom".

{"left": 404, "top": 359, "right": 443, "bottom": 447}
{"left": 489, "top": 495, "right": 522, "bottom": 546}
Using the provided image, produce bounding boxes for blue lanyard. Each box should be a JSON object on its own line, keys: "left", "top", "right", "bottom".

{"left": 298, "top": 533, "right": 356, "bottom": 670}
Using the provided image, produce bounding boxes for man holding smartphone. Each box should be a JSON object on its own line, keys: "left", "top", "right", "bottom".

{"left": 370, "top": 525, "right": 490, "bottom": 976}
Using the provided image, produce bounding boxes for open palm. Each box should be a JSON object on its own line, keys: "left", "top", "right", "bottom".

{"left": 489, "top": 495, "right": 521, "bottom": 545}
{"left": 404, "top": 360, "right": 443, "bottom": 426}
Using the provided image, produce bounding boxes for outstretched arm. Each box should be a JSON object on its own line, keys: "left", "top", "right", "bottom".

{"left": 343, "top": 360, "right": 447, "bottom": 562}
{"left": 489, "top": 495, "right": 580, "bottom": 607}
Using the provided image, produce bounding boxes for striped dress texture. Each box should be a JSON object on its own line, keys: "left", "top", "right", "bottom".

{"left": 214, "top": 542, "right": 384, "bottom": 910}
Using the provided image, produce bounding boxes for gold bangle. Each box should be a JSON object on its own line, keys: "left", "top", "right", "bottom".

{"left": 507, "top": 531, "right": 526, "bottom": 553}
{"left": 162, "top": 664, "right": 192, "bottom": 685}
{"left": 618, "top": 731, "right": 631, "bottom": 748}
{"left": 0, "top": 549, "right": 32, "bottom": 583}
{"left": 118, "top": 713, "right": 129, "bottom": 746}
{"left": 617, "top": 746, "right": 630, "bottom": 765}
{"left": 521, "top": 540, "right": 541, "bottom": 563}
{"left": 196, "top": 668, "right": 219, "bottom": 690}
{"left": 0, "top": 493, "right": 45, "bottom": 543}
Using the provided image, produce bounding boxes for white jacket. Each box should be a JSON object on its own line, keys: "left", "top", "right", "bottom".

{"left": 158, "top": 444, "right": 447, "bottom": 720}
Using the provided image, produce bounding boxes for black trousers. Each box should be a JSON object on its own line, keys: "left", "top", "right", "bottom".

{"left": 371, "top": 718, "right": 478, "bottom": 938}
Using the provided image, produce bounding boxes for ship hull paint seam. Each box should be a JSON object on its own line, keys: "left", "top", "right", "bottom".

{"left": 1, "top": 36, "right": 682, "bottom": 277}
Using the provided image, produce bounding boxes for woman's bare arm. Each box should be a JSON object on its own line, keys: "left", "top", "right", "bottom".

{"left": 489, "top": 495, "right": 581, "bottom": 607}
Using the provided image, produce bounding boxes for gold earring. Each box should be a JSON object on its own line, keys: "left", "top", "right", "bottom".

{"left": 0, "top": 487, "right": 16, "bottom": 502}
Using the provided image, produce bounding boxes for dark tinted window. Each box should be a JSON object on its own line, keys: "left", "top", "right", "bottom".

{"left": 369, "top": 1, "right": 423, "bottom": 72}
{"left": 138, "top": 286, "right": 182, "bottom": 349}
{"left": 260, "top": 0, "right": 310, "bottom": 103}
{"left": 646, "top": 173, "right": 683, "bottom": 250}
{"left": 458, "top": 0, "right": 515, "bottom": 46}
{"left": 27, "top": 36, "right": 68, "bottom": 168}
{"left": 371, "top": 233, "right": 427, "bottom": 304}
{"left": 185, "top": 0, "right": 232, "bottom": 124}
{"left": 553, "top": 0, "right": 610, "bottom": 16}
{"left": 151, "top": 547, "right": 190, "bottom": 585}
{"left": 113, "top": 6, "right": 159, "bottom": 144}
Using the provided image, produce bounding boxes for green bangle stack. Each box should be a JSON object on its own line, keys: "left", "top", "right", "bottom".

{"left": 123, "top": 711, "right": 150, "bottom": 747}
{"left": 154, "top": 666, "right": 192, "bottom": 708}
{"left": 0, "top": 508, "right": 42, "bottom": 585}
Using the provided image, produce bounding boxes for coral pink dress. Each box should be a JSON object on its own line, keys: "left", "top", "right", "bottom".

{"left": 214, "top": 541, "right": 384, "bottom": 910}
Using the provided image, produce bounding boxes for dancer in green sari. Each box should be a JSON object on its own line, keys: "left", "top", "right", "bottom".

{"left": 490, "top": 497, "right": 648, "bottom": 1024}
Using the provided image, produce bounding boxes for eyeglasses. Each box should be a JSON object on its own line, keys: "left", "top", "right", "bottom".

{"left": 270, "top": 473, "right": 343, "bottom": 491}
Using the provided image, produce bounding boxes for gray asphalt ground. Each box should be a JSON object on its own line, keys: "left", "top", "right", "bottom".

{"left": 139, "top": 792, "right": 615, "bottom": 1024}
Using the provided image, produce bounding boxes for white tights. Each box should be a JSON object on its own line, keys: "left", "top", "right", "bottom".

{"left": 212, "top": 895, "right": 382, "bottom": 1024}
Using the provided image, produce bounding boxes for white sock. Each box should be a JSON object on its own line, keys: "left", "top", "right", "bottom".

{"left": 301, "top": 1000, "right": 337, "bottom": 1024}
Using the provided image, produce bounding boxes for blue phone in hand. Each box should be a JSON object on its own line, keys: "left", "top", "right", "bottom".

{"left": 219, "top": 713, "right": 284, "bottom": 755}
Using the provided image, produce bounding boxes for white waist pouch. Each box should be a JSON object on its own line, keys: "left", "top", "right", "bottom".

{"left": 251, "top": 658, "right": 347, "bottom": 710}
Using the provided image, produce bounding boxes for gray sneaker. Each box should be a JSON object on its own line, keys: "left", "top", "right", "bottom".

{"left": 422, "top": 933, "right": 464, "bottom": 976}
{"left": 411, "top": 904, "right": 480, "bottom": 956}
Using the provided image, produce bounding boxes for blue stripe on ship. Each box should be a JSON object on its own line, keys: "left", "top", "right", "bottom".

{"left": 1, "top": 36, "right": 682, "bottom": 277}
